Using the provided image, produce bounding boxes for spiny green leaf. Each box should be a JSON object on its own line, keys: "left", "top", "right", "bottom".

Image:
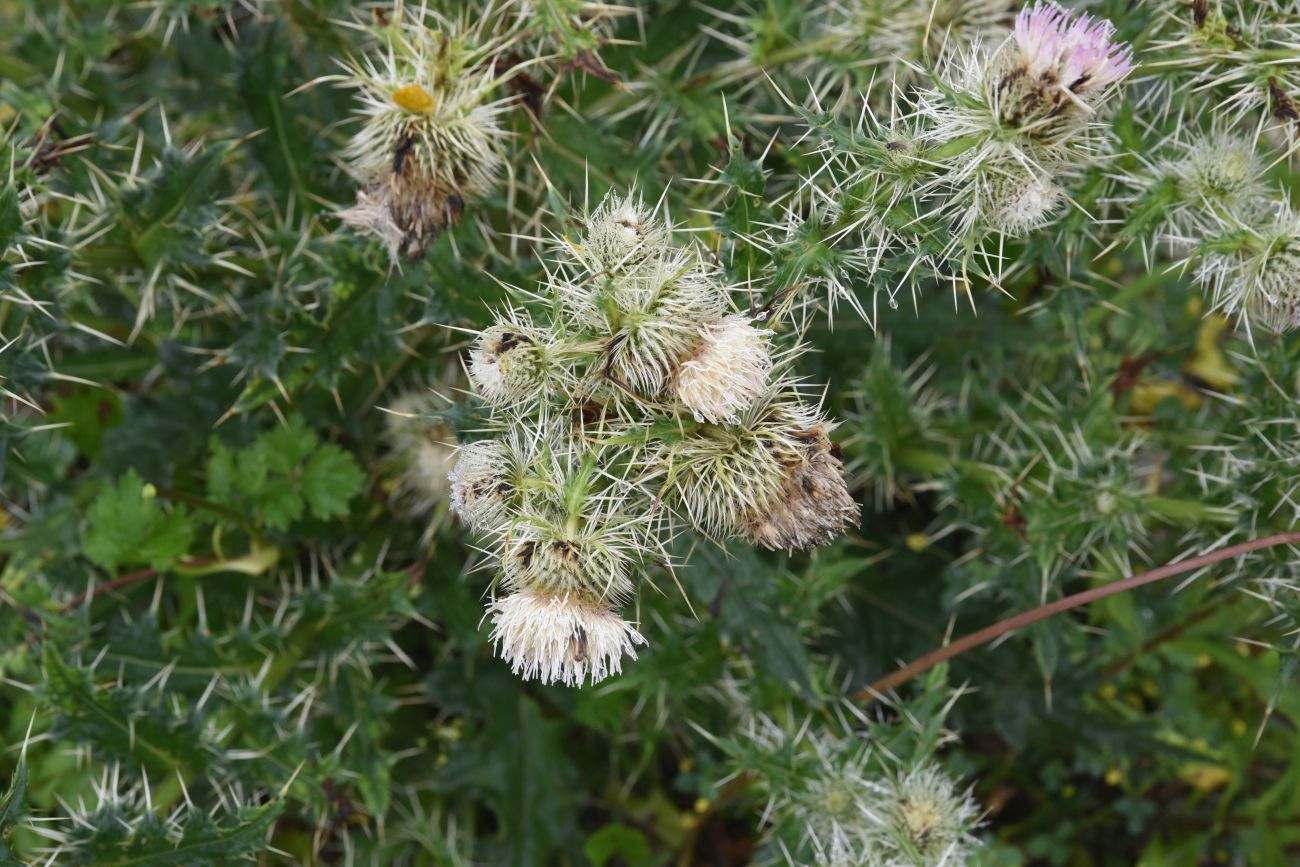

{"left": 0, "top": 759, "right": 27, "bottom": 867}
{"left": 0, "top": 184, "right": 20, "bottom": 252}
{"left": 43, "top": 647, "right": 210, "bottom": 779}
{"left": 61, "top": 801, "right": 282, "bottom": 867}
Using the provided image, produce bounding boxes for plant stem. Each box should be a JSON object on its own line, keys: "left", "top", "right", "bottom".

{"left": 855, "top": 531, "right": 1300, "bottom": 703}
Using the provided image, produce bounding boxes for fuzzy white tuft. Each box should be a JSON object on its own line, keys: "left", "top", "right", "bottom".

{"left": 489, "top": 590, "right": 646, "bottom": 687}
{"left": 672, "top": 315, "right": 772, "bottom": 423}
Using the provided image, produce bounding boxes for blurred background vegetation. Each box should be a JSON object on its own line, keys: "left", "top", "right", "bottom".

{"left": 3, "top": 0, "right": 1300, "bottom": 864}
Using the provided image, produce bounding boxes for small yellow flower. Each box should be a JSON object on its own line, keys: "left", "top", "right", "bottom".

{"left": 905, "top": 532, "right": 930, "bottom": 552}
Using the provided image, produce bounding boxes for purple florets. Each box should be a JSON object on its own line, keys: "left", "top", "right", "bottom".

{"left": 1013, "top": 2, "right": 1134, "bottom": 98}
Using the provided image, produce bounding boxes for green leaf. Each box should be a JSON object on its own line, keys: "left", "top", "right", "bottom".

{"left": 43, "top": 648, "right": 209, "bottom": 779}
{"left": 0, "top": 759, "right": 27, "bottom": 867}
{"left": 584, "top": 823, "right": 651, "bottom": 867}
{"left": 62, "top": 801, "right": 282, "bottom": 867}
{"left": 83, "top": 470, "right": 196, "bottom": 573}
{"left": 239, "top": 25, "right": 315, "bottom": 210}
{"left": 120, "top": 143, "right": 232, "bottom": 265}
{"left": 301, "top": 445, "right": 365, "bottom": 521}
{"left": 0, "top": 184, "right": 20, "bottom": 252}
{"left": 206, "top": 416, "right": 362, "bottom": 530}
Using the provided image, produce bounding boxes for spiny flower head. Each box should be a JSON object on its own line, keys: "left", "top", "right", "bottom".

{"left": 992, "top": 2, "right": 1133, "bottom": 131}
{"left": 1172, "top": 132, "right": 1266, "bottom": 223}
{"left": 599, "top": 249, "right": 728, "bottom": 397}
{"left": 672, "top": 387, "right": 858, "bottom": 550}
{"left": 980, "top": 167, "right": 1064, "bottom": 236}
{"left": 499, "top": 508, "right": 641, "bottom": 603}
{"left": 468, "top": 320, "right": 554, "bottom": 405}
{"left": 337, "top": 9, "right": 513, "bottom": 260}
{"left": 671, "top": 314, "right": 772, "bottom": 423}
{"left": 570, "top": 191, "right": 670, "bottom": 276}
{"left": 869, "top": 764, "right": 982, "bottom": 865}
{"left": 1199, "top": 207, "right": 1300, "bottom": 334}
{"left": 489, "top": 589, "right": 645, "bottom": 687}
{"left": 383, "top": 389, "right": 457, "bottom": 516}
{"left": 744, "top": 419, "right": 859, "bottom": 552}
{"left": 449, "top": 438, "right": 515, "bottom": 533}
{"left": 1010, "top": 2, "right": 1133, "bottom": 97}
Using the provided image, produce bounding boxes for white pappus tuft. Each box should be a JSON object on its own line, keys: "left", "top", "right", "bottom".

{"left": 671, "top": 314, "right": 773, "bottom": 423}
{"left": 489, "top": 589, "right": 646, "bottom": 687}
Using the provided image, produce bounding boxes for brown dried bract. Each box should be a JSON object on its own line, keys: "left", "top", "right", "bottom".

{"left": 742, "top": 426, "right": 859, "bottom": 551}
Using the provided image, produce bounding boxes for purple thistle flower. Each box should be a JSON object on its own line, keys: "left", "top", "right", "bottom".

{"left": 1012, "top": 2, "right": 1134, "bottom": 99}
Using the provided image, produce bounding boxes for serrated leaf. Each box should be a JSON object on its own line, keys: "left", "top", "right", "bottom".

{"left": 301, "top": 445, "right": 364, "bottom": 520}
{"left": 240, "top": 25, "right": 315, "bottom": 210}
{"left": 121, "top": 143, "right": 232, "bottom": 265}
{"left": 206, "top": 416, "right": 361, "bottom": 529}
{"left": 83, "top": 470, "right": 196, "bottom": 573}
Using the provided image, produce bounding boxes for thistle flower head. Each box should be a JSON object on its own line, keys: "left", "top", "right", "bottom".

{"left": 602, "top": 250, "right": 728, "bottom": 396}
{"left": 383, "top": 390, "right": 457, "bottom": 516}
{"left": 1200, "top": 208, "right": 1300, "bottom": 334}
{"left": 671, "top": 314, "right": 772, "bottom": 423}
{"left": 1173, "top": 133, "right": 1266, "bottom": 222}
{"left": 869, "top": 764, "right": 982, "bottom": 865}
{"left": 981, "top": 168, "right": 1064, "bottom": 236}
{"left": 673, "top": 388, "right": 858, "bottom": 550}
{"left": 489, "top": 589, "right": 645, "bottom": 687}
{"left": 743, "top": 419, "right": 859, "bottom": 552}
{"left": 1010, "top": 2, "right": 1133, "bottom": 96}
{"left": 449, "top": 438, "right": 514, "bottom": 533}
{"left": 993, "top": 2, "right": 1133, "bottom": 129}
{"left": 468, "top": 321, "right": 552, "bottom": 405}
{"left": 500, "top": 510, "right": 640, "bottom": 603}
{"left": 573, "top": 191, "right": 670, "bottom": 275}
{"left": 338, "top": 11, "right": 512, "bottom": 260}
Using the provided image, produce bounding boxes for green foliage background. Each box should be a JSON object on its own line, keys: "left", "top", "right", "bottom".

{"left": 3, "top": 0, "right": 1300, "bottom": 864}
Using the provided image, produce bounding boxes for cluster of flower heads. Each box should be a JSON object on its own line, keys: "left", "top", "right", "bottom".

{"left": 737, "top": 714, "right": 983, "bottom": 866}
{"left": 448, "top": 191, "right": 859, "bottom": 686}
{"left": 330, "top": 6, "right": 517, "bottom": 262}
{"left": 791, "top": 1, "right": 1133, "bottom": 312}
{"left": 1121, "top": 127, "right": 1300, "bottom": 335}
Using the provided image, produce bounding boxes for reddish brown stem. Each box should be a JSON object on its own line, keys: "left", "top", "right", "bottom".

{"left": 57, "top": 558, "right": 218, "bottom": 614}
{"left": 855, "top": 531, "right": 1300, "bottom": 703}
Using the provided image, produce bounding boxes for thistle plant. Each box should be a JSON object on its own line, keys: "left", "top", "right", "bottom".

{"left": 9, "top": 0, "right": 1300, "bottom": 863}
